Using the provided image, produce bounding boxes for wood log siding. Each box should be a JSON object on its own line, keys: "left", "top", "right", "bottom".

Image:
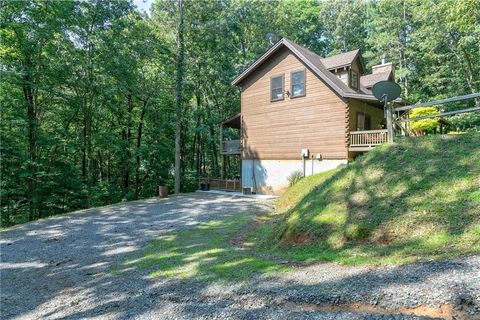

{"left": 240, "top": 48, "right": 348, "bottom": 160}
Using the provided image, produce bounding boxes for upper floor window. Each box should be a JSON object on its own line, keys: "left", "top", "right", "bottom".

{"left": 350, "top": 70, "right": 359, "bottom": 89}
{"left": 270, "top": 74, "right": 284, "bottom": 101}
{"left": 291, "top": 69, "right": 306, "bottom": 97}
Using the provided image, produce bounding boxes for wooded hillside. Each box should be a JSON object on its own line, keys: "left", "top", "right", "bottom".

{"left": 1, "top": 0, "right": 479, "bottom": 226}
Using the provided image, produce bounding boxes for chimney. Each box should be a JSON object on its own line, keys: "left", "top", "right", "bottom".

{"left": 372, "top": 59, "right": 394, "bottom": 76}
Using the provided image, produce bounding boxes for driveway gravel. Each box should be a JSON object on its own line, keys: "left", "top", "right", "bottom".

{"left": 1, "top": 193, "right": 479, "bottom": 319}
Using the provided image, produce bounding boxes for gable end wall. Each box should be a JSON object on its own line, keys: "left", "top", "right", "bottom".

{"left": 240, "top": 47, "right": 349, "bottom": 161}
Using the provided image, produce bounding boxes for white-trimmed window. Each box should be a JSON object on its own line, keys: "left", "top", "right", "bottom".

{"left": 291, "top": 69, "right": 306, "bottom": 97}
{"left": 270, "top": 74, "right": 284, "bottom": 101}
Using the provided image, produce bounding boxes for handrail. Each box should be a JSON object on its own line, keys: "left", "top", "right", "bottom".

{"left": 200, "top": 178, "right": 242, "bottom": 192}
{"left": 349, "top": 129, "right": 388, "bottom": 134}
{"left": 396, "top": 107, "right": 480, "bottom": 123}
{"left": 350, "top": 129, "right": 388, "bottom": 147}
{"left": 221, "top": 139, "right": 241, "bottom": 154}
{"left": 394, "top": 92, "right": 480, "bottom": 112}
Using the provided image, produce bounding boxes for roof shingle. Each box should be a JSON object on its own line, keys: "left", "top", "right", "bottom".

{"left": 360, "top": 71, "right": 393, "bottom": 88}
{"left": 320, "top": 49, "right": 360, "bottom": 70}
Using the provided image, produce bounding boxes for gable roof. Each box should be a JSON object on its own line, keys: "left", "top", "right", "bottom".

{"left": 231, "top": 38, "right": 381, "bottom": 102}
{"left": 320, "top": 49, "right": 360, "bottom": 70}
{"left": 360, "top": 71, "right": 393, "bottom": 89}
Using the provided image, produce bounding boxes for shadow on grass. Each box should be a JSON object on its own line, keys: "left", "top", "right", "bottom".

{"left": 117, "top": 214, "right": 292, "bottom": 281}
{"left": 253, "top": 133, "right": 480, "bottom": 265}
{"left": 2, "top": 192, "right": 478, "bottom": 319}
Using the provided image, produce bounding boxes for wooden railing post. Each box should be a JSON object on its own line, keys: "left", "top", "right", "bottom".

{"left": 386, "top": 103, "right": 394, "bottom": 143}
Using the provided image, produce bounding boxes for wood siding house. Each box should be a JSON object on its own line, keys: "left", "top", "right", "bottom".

{"left": 219, "top": 38, "right": 398, "bottom": 195}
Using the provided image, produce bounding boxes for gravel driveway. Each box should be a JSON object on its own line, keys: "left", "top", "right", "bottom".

{"left": 1, "top": 193, "right": 479, "bottom": 319}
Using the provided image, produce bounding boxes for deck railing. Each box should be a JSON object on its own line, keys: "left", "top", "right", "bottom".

{"left": 349, "top": 129, "right": 388, "bottom": 149}
{"left": 200, "top": 178, "right": 242, "bottom": 192}
{"left": 220, "top": 139, "right": 241, "bottom": 155}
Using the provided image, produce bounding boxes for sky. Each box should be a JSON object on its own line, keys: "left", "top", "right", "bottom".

{"left": 132, "top": 0, "right": 154, "bottom": 14}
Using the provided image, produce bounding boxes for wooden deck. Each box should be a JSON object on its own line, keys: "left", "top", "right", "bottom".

{"left": 199, "top": 178, "right": 242, "bottom": 192}
{"left": 349, "top": 129, "right": 388, "bottom": 151}
{"left": 220, "top": 139, "right": 241, "bottom": 155}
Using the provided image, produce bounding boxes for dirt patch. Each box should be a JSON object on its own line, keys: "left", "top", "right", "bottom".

{"left": 230, "top": 216, "right": 304, "bottom": 266}
{"left": 400, "top": 304, "right": 455, "bottom": 319}
{"left": 283, "top": 301, "right": 472, "bottom": 320}
{"left": 230, "top": 216, "right": 263, "bottom": 248}
{"left": 284, "top": 232, "right": 316, "bottom": 245}
{"left": 373, "top": 232, "right": 396, "bottom": 245}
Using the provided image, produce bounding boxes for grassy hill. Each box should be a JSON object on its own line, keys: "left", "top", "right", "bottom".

{"left": 251, "top": 134, "right": 480, "bottom": 265}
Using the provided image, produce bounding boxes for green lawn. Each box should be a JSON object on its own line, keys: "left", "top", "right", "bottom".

{"left": 250, "top": 134, "right": 480, "bottom": 265}
{"left": 116, "top": 214, "right": 291, "bottom": 281}
{"left": 117, "top": 134, "right": 479, "bottom": 281}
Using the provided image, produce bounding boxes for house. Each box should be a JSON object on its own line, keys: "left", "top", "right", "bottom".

{"left": 217, "top": 37, "right": 398, "bottom": 195}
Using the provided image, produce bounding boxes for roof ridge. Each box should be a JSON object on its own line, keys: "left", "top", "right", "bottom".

{"left": 321, "top": 48, "right": 360, "bottom": 59}
{"left": 231, "top": 37, "right": 380, "bottom": 101}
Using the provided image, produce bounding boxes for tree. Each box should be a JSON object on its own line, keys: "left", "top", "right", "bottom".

{"left": 2, "top": 0, "right": 479, "bottom": 227}
{"left": 174, "top": 0, "right": 185, "bottom": 194}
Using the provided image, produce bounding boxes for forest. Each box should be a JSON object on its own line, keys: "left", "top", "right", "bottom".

{"left": 1, "top": 0, "right": 479, "bottom": 226}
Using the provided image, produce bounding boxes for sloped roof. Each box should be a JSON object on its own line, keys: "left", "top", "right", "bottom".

{"left": 360, "top": 71, "right": 393, "bottom": 89}
{"left": 320, "top": 49, "right": 360, "bottom": 70}
{"left": 232, "top": 38, "right": 379, "bottom": 101}
{"left": 285, "top": 40, "right": 356, "bottom": 95}
{"left": 220, "top": 113, "right": 241, "bottom": 129}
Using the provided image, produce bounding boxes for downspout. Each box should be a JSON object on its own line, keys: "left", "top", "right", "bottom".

{"left": 252, "top": 159, "right": 257, "bottom": 194}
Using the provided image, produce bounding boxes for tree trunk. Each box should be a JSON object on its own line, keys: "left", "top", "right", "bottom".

{"left": 174, "top": 0, "right": 185, "bottom": 194}
{"left": 135, "top": 98, "right": 148, "bottom": 196}
{"left": 97, "top": 150, "right": 104, "bottom": 182}
{"left": 82, "top": 98, "right": 88, "bottom": 186}
{"left": 23, "top": 69, "right": 38, "bottom": 221}
{"left": 124, "top": 92, "right": 134, "bottom": 193}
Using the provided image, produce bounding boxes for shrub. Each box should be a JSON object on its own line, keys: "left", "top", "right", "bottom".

{"left": 410, "top": 107, "right": 440, "bottom": 132}
{"left": 287, "top": 170, "right": 304, "bottom": 187}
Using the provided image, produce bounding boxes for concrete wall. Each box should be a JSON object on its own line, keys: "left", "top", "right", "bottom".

{"left": 242, "top": 159, "right": 347, "bottom": 195}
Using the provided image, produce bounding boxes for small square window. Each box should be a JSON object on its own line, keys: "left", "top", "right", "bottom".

{"left": 271, "top": 75, "right": 284, "bottom": 101}
{"left": 291, "top": 70, "right": 306, "bottom": 97}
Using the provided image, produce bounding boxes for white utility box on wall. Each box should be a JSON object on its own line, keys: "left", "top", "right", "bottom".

{"left": 301, "top": 148, "right": 309, "bottom": 158}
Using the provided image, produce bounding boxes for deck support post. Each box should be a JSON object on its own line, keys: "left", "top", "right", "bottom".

{"left": 220, "top": 155, "right": 225, "bottom": 180}
{"left": 220, "top": 123, "right": 224, "bottom": 179}
{"left": 384, "top": 96, "right": 394, "bottom": 143}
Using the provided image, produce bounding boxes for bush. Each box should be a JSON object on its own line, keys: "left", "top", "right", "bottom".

{"left": 287, "top": 170, "right": 304, "bottom": 187}
{"left": 410, "top": 107, "right": 440, "bottom": 132}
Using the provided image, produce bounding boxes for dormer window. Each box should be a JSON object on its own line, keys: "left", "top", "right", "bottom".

{"left": 291, "top": 69, "right": 306, "bottom": 98}
{"left": 270, "top": 74, "right": 284, "bottom": 101}
{"left": 350, "top": 70, "right": 359, "bottom": 89}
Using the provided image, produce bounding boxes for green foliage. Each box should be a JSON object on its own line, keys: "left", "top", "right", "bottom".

{"left": 449, "top": 110, "right": 480, "bottom": 132}
{"left": 1, "top": 0, "right": 479, "bottom": 226}
{"left": 409, "top": 107, "right": 440, "bottom": 132}
{"left": 287, "top": 170, "right": 304, "bottom": 187}
{"left": 251, "top": 134, "right": 480, "bottom": 265}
